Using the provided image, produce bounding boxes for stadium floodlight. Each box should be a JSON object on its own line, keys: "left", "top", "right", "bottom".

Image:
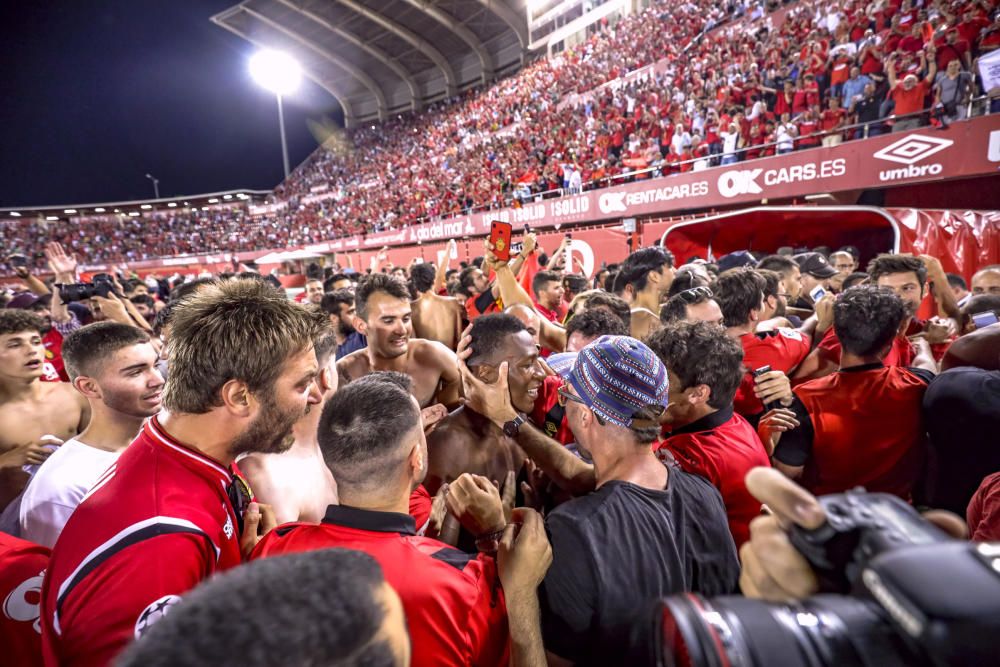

{"left": 94, "top": 208, "right": 105, "bottom": 212}
{"left": 10, "top": 211, "right": 21, "bottom": 217}
{"left": 249, "top": 49, "right": 301, "bottom": 179}
{"left": 208, "top": 198, "right": 219, "bottom": 203}
{"left": 64, "top": 209, "right": 77, "bottom": 214}
{"left": 140, "top": 204, "right": 152, "bottom": 210}
{"left": 145, "top": 173, "right": 160, "bottom": 199}
{"left": 46, "top": 216, "right": 59, "bottom": 221}
{"left": 167, "top": 202, "right": 177, "bottom": 208}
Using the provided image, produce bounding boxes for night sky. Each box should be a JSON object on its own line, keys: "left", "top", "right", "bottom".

{"left": 0, "top": 0, "right": 341, "bottom": 208}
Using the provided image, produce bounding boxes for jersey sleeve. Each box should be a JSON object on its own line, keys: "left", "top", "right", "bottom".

{"left": 816, "top": 328, "right": 842, "bottom": 362}
{"left": 771, "top": 395, "right": 816, "bottom": 468}
{"left": 0, "top": 538, "right": 49, "bottom": 667}
{"left": 539, "top": 515, "right": 598, "bottom": 662}
{"left": 47, "top": 532, "right": 216, "bottom": 667}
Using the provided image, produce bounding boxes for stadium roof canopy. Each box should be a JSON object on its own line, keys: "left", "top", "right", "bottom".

{"left": 212, "top": 0, "right": 530, "bottom": 126}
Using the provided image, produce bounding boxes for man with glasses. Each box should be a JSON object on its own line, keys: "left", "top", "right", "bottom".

{"left": 460, "top": 335, "right": 738, "bottom": 664}
{"left": 828, "top": 250, "right": 858, "bottom": 292}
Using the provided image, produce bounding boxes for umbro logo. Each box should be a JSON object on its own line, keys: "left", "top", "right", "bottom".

{"left": 873, "top": 134, "right": 953, "bottom": 165}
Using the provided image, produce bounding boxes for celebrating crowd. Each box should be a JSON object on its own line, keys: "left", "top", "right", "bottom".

{"left": 4, "top": 0, "right": 999, "bottom": 270}
{"left": 1, "top": 227, "right": 999, "bottom": 666}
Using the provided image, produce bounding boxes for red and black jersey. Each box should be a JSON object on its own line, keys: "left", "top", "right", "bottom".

{"left": 530, "top": 375, "right": 575, "bottom": 446}
{"left": 817, "top": 326, "right": 914, "bottom": 368}
{"left": 40, "top": 416, "right": 244, "bottom": 667}
{"left": 40, "top": 328, "right": 67, "bottom": 383}
{"left": 409, "top": 484, "right": 432, "bottom": 531}
{"left": 733, "top": 328, "right": 811, "bottom": 417}
{"left": 656, "top": 407, "right": 771, "bottom": 547}
{"left": 774, "top": 363, "right": 933, "bottom": 499}
{"left": 252, "top": 504, "right": 510, "bottom": 667}
{"left": 0, "top": 534, "right": 49, "bottom": 667}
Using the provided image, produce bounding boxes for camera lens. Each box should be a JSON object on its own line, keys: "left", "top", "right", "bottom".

{"left": 656, "top": 594, "right": 913, "bottom": 667}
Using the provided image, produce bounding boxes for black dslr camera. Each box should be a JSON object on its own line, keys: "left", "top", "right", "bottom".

{"left": 57, "top": 273, "right": 118, "bottom": 302}
{"left": 654, "top": 490, "right": 1000, "bottom": 667}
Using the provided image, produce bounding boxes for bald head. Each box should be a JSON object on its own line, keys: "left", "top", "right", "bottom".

{"left": 504, "top": 304, "right": 541, "bottom": 346}
{"left": 972, "top": 266, "right": 1000, "bottom": 296}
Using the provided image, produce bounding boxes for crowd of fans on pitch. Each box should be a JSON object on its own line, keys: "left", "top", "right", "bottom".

{"left": 3, "top": 0, "right": 998, "bottom": 269}
{"left": 1, "top": 229, "right": 999, "bottom": 665}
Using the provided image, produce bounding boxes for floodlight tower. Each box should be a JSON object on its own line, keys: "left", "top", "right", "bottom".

{"left": 249, "top": 50, "right": 302, "bottom": 179}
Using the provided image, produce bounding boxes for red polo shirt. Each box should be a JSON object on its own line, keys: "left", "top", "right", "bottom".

{"left": 733, "top": 328, "right": 811, "bottom": 417}
{"left": 0, "top": 534, "right": 48, "bottom": 667}
{"left": 774, "top": 363, "right": 933, "bottom": 498}
{"left": 252, "top": 505, "right": 510, "bottom": 667}
{"left": 40, "top": 417, "right": 244, "bottom": 667}
{"left": 655, "top": 407, "right": 771, "bottom": 547}
{"left": 817, "top": 326, "right": 915, "bottom": 367}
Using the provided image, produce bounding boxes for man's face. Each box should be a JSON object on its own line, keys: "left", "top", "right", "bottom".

{"left": 90, "top": 342, "right": 164, "bottom": 417}
{"left": 29, "top": 306, "right": 52, "bottom": 332}
{"left": 362, "top": 293, "right": 412, "bottom": 359}
{"left": 468, "top": 269, "right": 489, "bottom": 295}
{"left": 331, "top": 278, "right": 352, "bottom": 292}
{"left": 0, "top": 329, "right": 45, "bottom": 380}
{"left": 230, "top": 346, "right": 320, "bottom": 457}
{"left": 830, "top": 252, "right": 856, "bottom": 290}
{"left": 972, "top": 270, "right": 1000, "bottom": 296}
{"left": 131, "top": 284, "right": 149, "bottom": 297}
{"left": 799, "top": 273, "right": 829, "bottom": 301}
{"left": 133, "top": 302, "right": 154, "bottom": 320}
{"left": 334, "top": 302, "right": 357, "bottom": 336}
{"left": 305, "top": 281, "right": 324, "bottom": 305}
{"left": 684, "top": 299, "right": 724, "bottom": 326}
{"left": 876, "top": 271, "right": 924, "bottom": 315}
{"left": 477, "top": 330, "right": 545, "bottom": 414}
{"left": 662, "top": 369, "right": 697, "bottom": 428}
{"left": 536, "top": 280, "right": 565, "bottom": 309}
{"left": 780, "top": 266, "right": 802, "bottom": 301}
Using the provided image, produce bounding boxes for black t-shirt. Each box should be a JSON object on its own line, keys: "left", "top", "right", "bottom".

{"left": 539, "top": 466, "right": 739, "bottom": 665}
{"left": 920, "top": 367, "right": 1000, "bottom": 513}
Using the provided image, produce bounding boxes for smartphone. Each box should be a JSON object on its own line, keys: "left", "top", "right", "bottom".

{"left": 971, "top": 311, "right": 999, "bottom": 329}
{"left": 490, "top": 221, "right": 513, "bottom": 262}
{"left": 752, "top": 365, "right": 782, "bottom": 412}
{"left": 7, "top": 254, "right": 27, "bottom": 268}
{"left": 809, "top": 285, "right": 826, "bottom": 302}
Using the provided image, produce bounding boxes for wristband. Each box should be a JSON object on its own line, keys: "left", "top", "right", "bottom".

{"left": 475, "top": 527, "right": 506, "bottom": 552}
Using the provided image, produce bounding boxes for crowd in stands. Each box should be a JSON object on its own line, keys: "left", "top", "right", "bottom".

{"left": 4, "top": 0, "right": 998, "bottom": 269}
{"left": 2, "top": 230, "right": 999, "bottom": 665}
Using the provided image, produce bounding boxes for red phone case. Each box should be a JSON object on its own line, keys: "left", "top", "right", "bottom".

{"left": 490, "top": 222, "right": 513, "bottom": 261}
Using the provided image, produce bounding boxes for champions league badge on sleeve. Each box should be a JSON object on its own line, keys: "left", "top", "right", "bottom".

{"left": 134, "top": 595, "right": 181, "bottom": 638}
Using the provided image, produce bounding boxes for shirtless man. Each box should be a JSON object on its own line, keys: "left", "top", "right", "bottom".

{"left": 240, "top": 330, "right": 339, "bottom": 524}
{"left": 0, "top": 311, "right": 89, "bottom": 511}
{"left": 425, "top": 313, "right": 545, "bottom": 496}
{"left": 409, "top": 262, "right": 465, "bottom": 350}
{"left": 620, "top": 247, "right": 675, "bottom": 340}
{"left": 337, "top": 273, "right": 462, "bottom": 409}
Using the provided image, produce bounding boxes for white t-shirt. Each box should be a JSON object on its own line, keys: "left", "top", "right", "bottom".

{"left": 19, "top": 438, "right": 120, "bottom": 548}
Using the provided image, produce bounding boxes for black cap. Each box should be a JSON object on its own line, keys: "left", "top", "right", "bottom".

{"left": 717, "top": 250, "right": 757, "bottom": 274}
{"left": 794, "top": 252, "right": 838, "bottom": 278}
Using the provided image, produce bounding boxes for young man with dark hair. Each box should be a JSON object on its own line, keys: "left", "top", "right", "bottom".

{"left": 772, "top": 286, "right": 935, "bottom": 499}
{"left": 239, "top": 327, "right": 339, "bottom": 524}
{"left": 791, "top": 252, "right": 838, "bottom": 310}
{"left": 323, "top": 272, "right": 352, "bottom": 293}
{"left": 804, "top": 254, "right": 956, "bottom": 379}
{"left": 584, "top": 291, "right": 631, "bottom": 330}
{"left": 321, "top": 288, "right": 367, "bottom": 359}
{"left": 620, "top": 247, "right": 675, "bottom": 340}
{"left": 337, "top": 273, "right": 461, "bottom": 408}
{"left": 40, "top": 279, "right": 326, "bottom": 666}
{"left": 564, "top": 308, "right": 628, "bottom": 352}
{"left": 117, "top": 549, "right": 410, "bottom": 667}
{"left": 756, "top": 254, "right": 803, "bottom": 307}
{"left": 128, "top": 295, "right": 156, "bottom": 325}
{"left": 426, "top": 314, "right": 545, "bottom": 493}
{"left": 531, "top": 270, "right": 566, "bottom": 323}
{"left": 646, "top": 322, "right": 771, "bottom": 546}
{"left": 0, "top": 311, "right": 89, "bottom": 512}
{"left": 713, "top": 269, "right": 818, "bottom": 419}
{"left": 410, "top": 262, "right": 465, "bottom": 350}
{"left": 252, "top": 373, "right": 553, "bottom": 666}
{"left": 659, "top": 286, "right": 724, "bottom": 326}
{"left": 562, "top": 274, "right": 589, "bottom": 304}
{"left": 19, "top": 323, "right": 162, "bottom": 548}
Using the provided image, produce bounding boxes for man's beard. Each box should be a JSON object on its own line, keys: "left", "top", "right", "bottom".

{"left": 774, "top": 299, "right": 787, "bottom": 318}
{"left": 338, "top": 319, "right": 356, "bottom": 336}
{"left": 230, "top": 395, "right": 305, "bottom": 457}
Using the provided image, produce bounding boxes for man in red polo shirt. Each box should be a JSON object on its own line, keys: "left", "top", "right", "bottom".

{"left": 647, "top": 322, "right": 772, "bottom": 547}
{"left": 886, "top": 48, "right": 937, "bottom": 131}
{"left": 713, "top": 269, "right": 819, "bottom": 420}
{"left": 531, "top": 270, "right": 566, "bottom": 323}
{"left": 773, "top": 286, "right": 934, "bottom": 498}
{"left": 252, "top": 373, "right": 551, "bottom": 666}
{"left": 40, "top": 279, "right": 326, "bottom": 666}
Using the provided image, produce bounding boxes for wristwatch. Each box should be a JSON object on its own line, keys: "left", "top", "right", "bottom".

{"left": 502, "top": 414, "right": 525, "bottom": 438}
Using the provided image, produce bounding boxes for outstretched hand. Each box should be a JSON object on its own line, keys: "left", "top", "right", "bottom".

{"left": 44, "top": 242, "right": 77, "bottom": 279}
{"left": 457, "top": 326, "right": 518, "bottom": 426}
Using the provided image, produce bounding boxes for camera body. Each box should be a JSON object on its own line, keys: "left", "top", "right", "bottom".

{"left": 656, "top": 489, "right": 1000, "bottom": 667}
{"left": 57, "top": 276, "right": 117, "bottom": 303}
